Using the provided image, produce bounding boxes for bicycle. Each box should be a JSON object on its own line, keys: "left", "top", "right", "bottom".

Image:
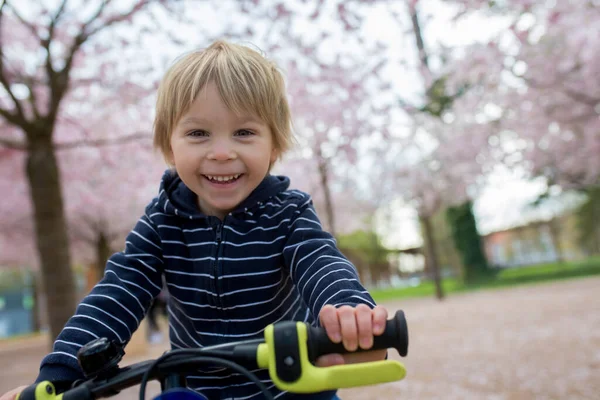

{"left": 17, "top": 310, "right": 408, "bottom": 400}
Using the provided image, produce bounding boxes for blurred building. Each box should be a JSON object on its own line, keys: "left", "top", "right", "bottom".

{"left": 483, "top": 213, "right": 587, "bottom": 268}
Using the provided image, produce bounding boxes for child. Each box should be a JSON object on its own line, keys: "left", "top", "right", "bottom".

{"left": 2, "top": 40, "right": 387, "bottom": 400}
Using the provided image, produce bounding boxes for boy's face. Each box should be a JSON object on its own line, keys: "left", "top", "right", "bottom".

{"left": 168, "top": 81, "right": 278, "bottom": 219}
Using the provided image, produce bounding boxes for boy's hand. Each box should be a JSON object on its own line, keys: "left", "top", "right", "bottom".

{"left": 316, "top": 304, "right": 388, "bottom": 367}
{"left": 0, "top": 386, "right": 27, "bottom": 400}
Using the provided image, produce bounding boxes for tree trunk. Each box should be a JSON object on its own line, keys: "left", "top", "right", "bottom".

{"left": 421, "top": 214, "right": 444, "bottom": 300}
{"left": 31, "top": 273, "right": 41, "bottom": 332}
{"left": 446, "top": 201, "right": 492, "bottom": 283}
{"left": 95, "top": 231, "right": 111, "bottom": 281}
{"left": 25, "top": 134, "right": 76, "bottom": 346}
{"left": 317, "top": 156, "right": 337, "bottom": 237}
{"left": 409, "top": 3, "right": 429, "bottom": 70}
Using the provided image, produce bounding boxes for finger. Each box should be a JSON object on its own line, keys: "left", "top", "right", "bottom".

{"left": 338, "top": 306, "right": 358, "bottom": 351}
{"left": 355, "top": 304, "right": 373, "bottom": 350}
{"left": 319, "top": 305, "right": 342, "bottom": 343}
{"left": 315, "top": 353, "right": 345, "bottom": 367}
{"left": 372, "top": 306, "right": 388, "bottom": 336}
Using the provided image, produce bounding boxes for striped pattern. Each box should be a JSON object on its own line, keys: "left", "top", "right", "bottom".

{"left": 37, "top": 173, "right": 375, "bottom": 400}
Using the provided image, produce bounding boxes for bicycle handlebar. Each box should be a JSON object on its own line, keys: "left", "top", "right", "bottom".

{"left": 17, "top": 310, "right": 408, "bottom": 400}
{"left": 307, "top": 309, "right": 408, "bottom": 360}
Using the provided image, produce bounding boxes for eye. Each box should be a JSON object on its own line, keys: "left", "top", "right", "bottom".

{"left": 187, "top": 130, "right": 209, "bottom": 137}
{"left": 235, "top": 129, "right": 255, "bottom": 137}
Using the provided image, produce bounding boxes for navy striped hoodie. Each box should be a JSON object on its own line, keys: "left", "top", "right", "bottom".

{"left": 36, "top": 170, "right": 376, "bottom": 399}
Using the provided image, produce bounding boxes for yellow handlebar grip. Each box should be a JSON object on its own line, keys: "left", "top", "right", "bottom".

{"left": 261, "top": 323, "right": 407, "bottom": 393}
{"left": 16, "top": 382, "right": 62, "bottom": 400}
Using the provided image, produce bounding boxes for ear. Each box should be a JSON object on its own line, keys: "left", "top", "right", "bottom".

{"left": 270, "top": 147, "right": 279, "bottom": 164}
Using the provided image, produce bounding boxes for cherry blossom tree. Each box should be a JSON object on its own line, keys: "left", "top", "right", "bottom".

{"left": 446, "top": 0, "right": 600, "bottom": 190}
{"left": 251, "top": 0, "right": 492, "bottom": 294}
{"left": 411, "top": 1, "right": 500, "bottom": 289}
{"left": 0, "top": 149, "right": 36, "bottom": 268}
{"left": 0, "top": 99, "right": 164, "bottom": 334}
{"left": 437, "top": 0, "right": 600, "bottom": 265}
{"left": 281, "top": 155, "right": 381, "bottom": 234}
{"left": 364, "top": 2, "right": 489, "bottom": 298}
{"left": 61, "top": 120, "right": 164, "bottom": 283}
{"left": 0, "top": 0, "right": 186, "bottom": 343}
{"left": 380, "top": 117, "right": 485, "bottom": 298}
{"left": 284, "top": 53, "right": 389, "bottom": 237}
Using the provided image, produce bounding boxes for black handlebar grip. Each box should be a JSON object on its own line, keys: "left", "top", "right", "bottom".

{"left": 306, "top": 309, "right": 408, "bottom": 363}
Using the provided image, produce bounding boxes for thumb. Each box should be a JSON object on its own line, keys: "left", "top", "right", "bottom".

{"left": 1, "top": 386, "right": 28, "bottom": 400}
{"left": 315, "top": 353, "right": 345, "bottom": 367}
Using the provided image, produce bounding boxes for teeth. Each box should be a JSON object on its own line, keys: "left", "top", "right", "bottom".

{"left": 206, "top": 174, "right": 240, "bottom": 182}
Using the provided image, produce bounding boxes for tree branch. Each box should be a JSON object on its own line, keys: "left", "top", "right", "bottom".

{"left": 0, "top": 135, "right": 27, "bottom": 149}
{"left": 68, "top": 215, "right": 99, "bottom": 245}
{"left": 522, "top": 63, "right": 599, "bottom": 107}
{"left": 0, "top": 2, "right": 30, "bottom": 125}
{"left": 23, "top": 76, "right": 41, "bottom": 120}
{"left": 0, "top": 68, "right": 27, "bottom": 123}
{"left": 49, "top": 1, "right": 153, "bottom": 124}
{"left": 562, "top": 87, "right": 599, "bottom": 107}
{"left": 54, "top": 131, "right": 152, "bottom": 150}
{"left": 102, "top": 227, "right": 123, "bottom": 245}
{"left": 49, "top": 0, "right": 69, "bottom": 33}
{"left": 0, "top": 105, "right": 26, "bottom": 129}
{"left": 0, "top": 3, "right": 42, "bottom": 121}
{"left": 63, "top": 0, "right": 150, "bottom": 73}
{"left": 408, "top": 2, "right": 429, "bottom": 71}
{"left": 41, "top": 1, "right": 71, "bottom": 114}
{"left": 3, "top": 1, "right": 40, "bottom": 40}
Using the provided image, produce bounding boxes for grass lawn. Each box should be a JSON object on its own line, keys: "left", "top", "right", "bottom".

{"left": 371, "top": 256, "right": 600, "bottom": 302}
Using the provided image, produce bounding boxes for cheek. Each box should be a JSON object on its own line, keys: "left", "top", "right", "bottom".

{"left": 170, "top": 143, "right": 194, "bottom": 165}
{"left": 257, "top": 152, "right": 274, "bottom": 170}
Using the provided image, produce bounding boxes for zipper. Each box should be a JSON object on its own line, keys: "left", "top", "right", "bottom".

{"left": 215, "top": 223, "right": 223, "bottom": 243}
{"left": 213, "top": 220, "right": 224, "bottom": 308}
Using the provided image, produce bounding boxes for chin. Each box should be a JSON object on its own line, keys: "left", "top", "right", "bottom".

{"left": 212, "top": 202, "right": 240, "bottom": 214}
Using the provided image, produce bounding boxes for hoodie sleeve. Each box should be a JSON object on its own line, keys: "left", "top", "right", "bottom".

{"left": 36, "top": 204, "right": 164, "bottom": 384}
{"left": 282, "top": 194, "right": 376, "bottom": 322}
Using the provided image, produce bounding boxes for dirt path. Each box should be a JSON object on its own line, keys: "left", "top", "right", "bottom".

{"left": 2, "top": 277, "right": 599, "bottom": 399}
{"left": 340, "top": 276, "right": 600, "bottom": 400}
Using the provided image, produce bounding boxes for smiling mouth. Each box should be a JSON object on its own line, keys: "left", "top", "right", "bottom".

{"left": 203, "top": 174, "right": 243, "bottom": 184}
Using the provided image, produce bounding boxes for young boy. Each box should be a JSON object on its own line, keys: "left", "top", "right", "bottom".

{"left": 3, "top": 40, "right": 387, "bottom": 400}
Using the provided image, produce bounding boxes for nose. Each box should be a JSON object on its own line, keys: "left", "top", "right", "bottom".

{"left": 207, "top": 137, "right": 236, "bottom": 161}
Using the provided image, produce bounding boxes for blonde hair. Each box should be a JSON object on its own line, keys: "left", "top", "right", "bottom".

{"left": 153, "top": 40, "right": 293, "bottom": 162}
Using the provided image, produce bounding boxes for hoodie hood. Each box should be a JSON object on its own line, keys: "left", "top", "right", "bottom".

{"left": 157, "top": 169, "right": 290, "bottom": 219}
